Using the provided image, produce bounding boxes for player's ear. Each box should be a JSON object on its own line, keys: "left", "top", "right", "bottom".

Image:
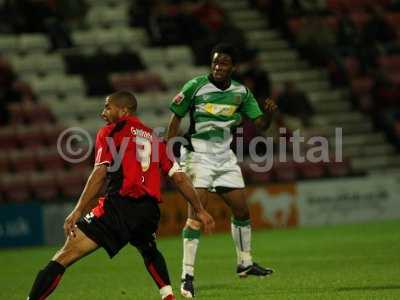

{"left": 121, "top": 107, "right": 129, "bottom": 115}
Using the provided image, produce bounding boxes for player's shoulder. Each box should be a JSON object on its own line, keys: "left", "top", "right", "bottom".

{"left": 230, "top": 79, "right": 249, "bottom": 93}
{"left": 96, "top": 123, "right": 115, "bottom": 138}
{"left": 184, "top": 74, "right": 209, "bottom": 88}
{"left": 128, "top": 116, "right": 152, "bottom": 132}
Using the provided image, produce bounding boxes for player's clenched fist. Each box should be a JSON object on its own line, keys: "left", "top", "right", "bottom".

{"left": 197, "top": 210, "right": 215, "bottom": 234}
{"left": 63, "top": 209, "right": 82, "bottom": 238}
{"left": 263, "top": 98, "right": 278, "bottom": 113}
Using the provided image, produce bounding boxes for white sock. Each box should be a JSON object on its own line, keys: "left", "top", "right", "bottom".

{"left": 160, "top": 285, "right": 173, "bottom": 299}
{"left": 231, "top": 219, "right": 253, "bottom": 267}
{"left": 182, "top": 227, "right": 200, "bottom": 278}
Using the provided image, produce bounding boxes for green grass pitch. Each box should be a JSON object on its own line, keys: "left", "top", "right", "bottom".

{"left": 1, "top": 220, "right": 399, "bottom": 300}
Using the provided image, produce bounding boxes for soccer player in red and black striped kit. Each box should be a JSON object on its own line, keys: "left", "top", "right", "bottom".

{"left": 27, "top": 90, "right": 215, "bottom": 300}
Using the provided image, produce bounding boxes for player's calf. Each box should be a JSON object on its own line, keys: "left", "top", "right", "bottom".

{"left": 27, "top": 261, "right": 65, "bottom": 300}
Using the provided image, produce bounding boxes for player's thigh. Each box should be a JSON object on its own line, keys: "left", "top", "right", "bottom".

{"left": 218, "top": 188, "right": 250, "bottom": 220}
{"left": 53, "top": 228, "right": 99, "bottom": 267}
{"left": 187, "top": 188, "right": 210, "bottom": 220}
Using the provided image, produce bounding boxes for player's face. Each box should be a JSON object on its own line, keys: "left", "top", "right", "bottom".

{"left": 101, "top": 97, "right": 120, "bottom": 124}
{"left": 211, "top": 52, "right": 234, "bottom": 83}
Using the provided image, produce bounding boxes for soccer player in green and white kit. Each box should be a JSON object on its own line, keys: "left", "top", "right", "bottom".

{"left": 167, "top": 43, "right": 277, "bottom": 298}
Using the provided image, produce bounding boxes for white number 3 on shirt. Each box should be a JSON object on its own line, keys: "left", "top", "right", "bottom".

{"left": 136, "top": 137, "right": 151, "bottom": 172}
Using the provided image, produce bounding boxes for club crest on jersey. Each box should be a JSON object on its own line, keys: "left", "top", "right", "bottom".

{"left": 84, "top": 212, "right": 95, "bottom": 223}
{"left": 173, "top": 92, "right": 184, "bottom": 104}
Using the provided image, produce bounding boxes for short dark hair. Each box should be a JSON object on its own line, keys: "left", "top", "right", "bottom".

{"left": 109, "top": 90, "right": 137, "bottom": 113}
{"left": 211, "top": 43, "right": 237, "bottom": 64}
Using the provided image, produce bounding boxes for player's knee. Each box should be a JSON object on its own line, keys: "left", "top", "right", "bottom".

{"left": 185, "top": 218, "right": 201, "bottom": 230}
{"left": 53, "top": 244, "right": 84, "bottom": 267}
{"left": 137, "top": 241, "right": 158, "bottom": 263}
{"left": 232, "top": 209, "right": 250, "bottom": 221}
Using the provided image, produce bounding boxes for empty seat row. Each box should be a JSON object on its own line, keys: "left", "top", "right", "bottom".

{"left": 139, "top": 46, "right": 194, "bottom": 68}
{"left": 0, "top": 124, "right": 65, "bottom": 149}
{"left": 241, "top": 157, "right": 352, "bottom": 183}
{"left": 8, "top": 53, "right": 65, "bottom": 76}
{"left": 0, "top": 33, "right": 49, "bottom": 54}
{"left": 0, "top": 169, "right": 91, "bottom": 203}
{"left": 289, "top": 12, "right": 400, "bottom": 36}
{"left": 0, "top": 146, "right": 93, "bottom": 174}
{"left": 72, "top": 28, "right": 148, "bottom": 52}
{"left": 86, "top": 5, "right": 129, "bottom": 29}
{"left": 29, "top": 74, "right": 86, "bottom": 98}
{"left": 110, "top": 71, "right": 167, "bottom": 93}
{"left": 326, "top": 0, "right": 391, "bottom": 12}
{"left": 7, "top": 102, "right": 54, "bottom": 125}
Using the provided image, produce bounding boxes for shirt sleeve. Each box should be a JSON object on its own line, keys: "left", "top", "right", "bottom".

{"left": 169, "top": 78, "right": 198, "bottom": 117}
{"left": 158, "top": 141, "right": 182, "bottom": 177}
{"left": 94, "top": 127, "right": 113, "bottom": 166}
{"left": 239, "top": 88, "right": 264, "bottom": 120}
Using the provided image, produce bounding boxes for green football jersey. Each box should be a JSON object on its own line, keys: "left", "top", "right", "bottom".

{"left": 169, "top": 75, "right": 263, "bottom": 153}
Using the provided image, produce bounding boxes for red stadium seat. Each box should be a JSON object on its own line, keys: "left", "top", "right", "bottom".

{"left": 15, "top": 124, "right": 44, "bottom": 149}
{"left": 325, "top": 16, "right": 339, "bottom": 31}
{"left": 110, "top": 73, "right": 145, "bottom": 92}
{"left": 23, "top": 102, "right": 54, "bottom": 124}
{"left": 0, "top": 173, "right": 31, "bottom": 202}
{"left": 0, "top": 126, "right": 18, "bottom": 150}
{"left": 8, "top": 102, "right": 25, "bottom": 124}
{"left": 388, "top": 71, "right": 400, "bottom": 85}
{"left": 29, "top": 171, "right": 59, "bottom": 201}
{"left": 350, "top": 12, "right": 370, "bottom": 29}
{"left": 9, "top": 149, "right": 38, "bottom": 172}
{"left": 288, "top": 18, "right": 303, "bottom": 36}
{"left": 55, "top": 170, "right": 85, "bottom": 198}
{"left": 0, "top": 151, "right": 10, "bottom": 173}
{"left": 41, "top": 123, "right": 66, "bottom": 146}
{"left": 387, "top": 12, "right": 400, "bottom": 27}
{"left": 351, "top": 77, "right": 374, "bottom": 96}
{"left": 35, "top": 147, "right": 65, "bottom": 171}
{"left": 110, "top": 71, "right": 166, "bottom": 93}
{"left": 327, "top": 0, "right": 390, "bottom": 12}
{"left": 378, "top": 55, "right": 400, "bottom": 72}
{"left": 344, "top": 57, "right": 361, "bottom": 79}
{"left": 273, "top": 158, "right": 298, "bottom": 182}
{"left": 241, "top": 161, "right": 273, "bottom": 183}
{"left": 326, "top": 157, "right": 351, "bottom": 177}
{"left": 296, "top": 161, "right": 326, "bottom": 179}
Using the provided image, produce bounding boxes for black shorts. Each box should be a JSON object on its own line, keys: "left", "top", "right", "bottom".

{"left": 77, "top": 194, "right": 160, "bottom": 258}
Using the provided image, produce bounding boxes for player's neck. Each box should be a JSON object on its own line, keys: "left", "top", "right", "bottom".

{"left": 116, "top": 113, "right": 136, "bottom": 122}
{"left": 209, "top": 74, "right": 231, "bottom": 90}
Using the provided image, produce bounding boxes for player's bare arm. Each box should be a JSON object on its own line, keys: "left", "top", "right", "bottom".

{"left": 254, "top": 98, "right": 278, "bottom": 130}
{"left": 167, "top": 113, "right": 182, "bottom": 140}
{"left": 171, "top": 171, "right": 215, "bottom": 233}
{"left": 64, "top": 164, "right": 108, "bottom": 237}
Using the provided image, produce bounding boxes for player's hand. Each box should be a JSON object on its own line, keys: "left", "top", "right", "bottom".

{"left": 263, "top": 98, "right": 278, "bottom": 113}
{"left": 63, "top": 209, "right": 82, "bottom": 238}
{"left": 196, "top": 210, "right": 215, "bottom": 234}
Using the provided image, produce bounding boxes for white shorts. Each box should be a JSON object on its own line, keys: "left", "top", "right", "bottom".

{"left": 180, "top": 147, "right": 245, "bottom": 191}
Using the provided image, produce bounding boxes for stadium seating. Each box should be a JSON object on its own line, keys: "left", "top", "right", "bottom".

{"left": 29, "top": 171, "right": 59, "bottom": 202}
{"left": 2, "top": 0, "right": 400, "bottom": 204}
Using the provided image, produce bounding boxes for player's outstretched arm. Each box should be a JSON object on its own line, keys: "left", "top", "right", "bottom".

{"left": 64, "top": 164, "right": 108, "bottom": 237}
{"left": 170, "top": 171, "right": 215, "bottom": 233}
{"left": 166, "top": 114, "right": 182, "bottom": 141}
